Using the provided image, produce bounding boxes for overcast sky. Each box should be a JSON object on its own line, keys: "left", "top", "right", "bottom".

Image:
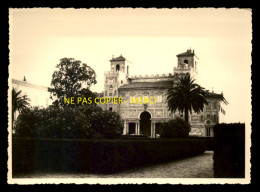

{"left": 9, "top": 8, "right": 252, "bottom": 125}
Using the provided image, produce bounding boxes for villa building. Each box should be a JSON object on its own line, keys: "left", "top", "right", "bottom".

{"left": 102, "top": 49, "right": 228, "bottom": 137}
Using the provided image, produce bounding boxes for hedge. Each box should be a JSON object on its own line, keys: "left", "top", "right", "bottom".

{"left": 12, "top": 137, "right": 207, "bottom": 175}
{"left": 188, "top": 136, "right": 214, "bottom": 151}
{"left": 213, "top": 123, "right": 245, "bottom": 178}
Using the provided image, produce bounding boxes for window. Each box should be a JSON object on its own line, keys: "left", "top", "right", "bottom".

{"left": 206, "top": 102, "right": 211, "bottom": 110}
{"left": 200, "top": 115, "right": 204, "bottom": 122}
{"left": 213, "top": 102, "right": 217, "bottom": 109}
{"left": 109, "top": 107, "right": 112, "bottom": 111}
{"left": 121, "top": 80, "right": 123, "bottom": 84}
{"left": 116, "top": 64, "right": 120, "bottom": 71}
{"left": 109, "top": 93, "right": 112, "bottom": 96}
{"left": 207, "top": 114, "right": 211, "bottom": 119}
{"left": 105, "top": 90, "right": 107, "bottom": 96}
{"left": 114, "top": 90, "right": 117, "bottom": 96}
{"left": 115, "top": 77, "right": 117, "bottom": 81}
{"left": 184, "top": 59, "right": 188, "bottom": 64}
{"left": 206, "top": 127, "right": 211, "bottom": 137}
{"left": 213, "top": 115, "right": 218, "bottom": 123}
{"left": 127, "top": 66, "right": 129, "bottom": 75}
{"left": 110, "top": 85, "right": 113, "bottom": 88}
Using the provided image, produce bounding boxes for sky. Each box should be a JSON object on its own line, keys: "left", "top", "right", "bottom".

{"left": 9, "top": 8, "right": 252, "bottom": 125}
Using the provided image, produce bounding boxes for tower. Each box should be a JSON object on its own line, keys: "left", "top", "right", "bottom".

{"left": 103, "top": 55, "right": 130, "bottom": 111}
{"left": 174, "top": 49, "right": 199, "bottom": 82}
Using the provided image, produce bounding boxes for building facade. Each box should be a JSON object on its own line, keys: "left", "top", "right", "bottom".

{"left": 12, "top": 78, "right": 52, "bottom": 109}
{"left": 103, "top": 49, "right": 228, "bottom": 137}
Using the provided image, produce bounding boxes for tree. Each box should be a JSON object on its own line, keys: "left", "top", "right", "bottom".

{"left": 12, "top": 88, "right": 30, "bottom": 128}
{"left": 48, "top": 58, "right": 97, "bottom": 106}
{"left": 166, "top": 75, "right": 208, "bottom": 123}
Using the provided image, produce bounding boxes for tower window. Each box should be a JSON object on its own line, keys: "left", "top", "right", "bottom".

{"left": 184, "top": 59, "right": 188, "bottom": 64}
{"left": 121, "top": 80, "right": 123, "bottom": 84}
{"left": 116, "top": 64, "right": 120, "bottom": 71}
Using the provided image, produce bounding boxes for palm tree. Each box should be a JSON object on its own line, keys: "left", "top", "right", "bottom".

{"left": 12, "top": 88, "right": 30, "bottom": 128}
{"left": 166, "top": 75, "right": 208, "bottom": 123}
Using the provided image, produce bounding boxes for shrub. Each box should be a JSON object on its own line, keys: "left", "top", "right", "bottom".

{"left": 91, "top": 110, "right": 123, "bottom": 139}
{"left": 14, "top": 109, "right": 37, "bottom": 137}
{"left": 159, "top": 117, "right": 191, "bottom": 138}
{"left": 14, "top": 104, "right": 124, "bottom": 139}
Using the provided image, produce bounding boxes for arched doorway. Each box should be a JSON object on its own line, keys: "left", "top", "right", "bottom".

{"left": 140, "top": 111, "right": 151, "bottom": 136}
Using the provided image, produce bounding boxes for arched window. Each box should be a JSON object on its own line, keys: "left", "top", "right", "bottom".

{"left": 116, "top": 64, "right": 120, "bottom": 71}
{"left": 184, "top": 59, "right": 188, "bottom": 64}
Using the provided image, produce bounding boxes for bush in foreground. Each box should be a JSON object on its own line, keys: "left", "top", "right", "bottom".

{"left": 14, "top": 104, "right": 123, "bottom": 139}
{"left": 159, "top": 118, "right": 191, "bottom": 138}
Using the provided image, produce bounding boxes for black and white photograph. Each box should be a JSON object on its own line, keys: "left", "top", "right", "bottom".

{"left": 8, "top": 8, "right": 251, "bottom": 184}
